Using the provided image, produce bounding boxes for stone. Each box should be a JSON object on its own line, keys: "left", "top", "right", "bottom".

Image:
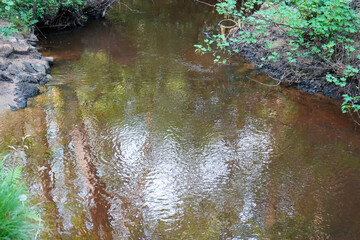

{"left": 16, "top": 82, "right": 40, "bottom": 99}
{"left": 0, "top": 44, "right": 14, "bottom": 57}
{"left": 8, "top": 37, "right": 17, "bottom": 44}
{"left": 45, "top": 62, "right": 51, "bottom": 74}
{"left": 23, "top": 61, "right": 37, "bottom": 73}
{"left": 16, "top": 98, "right": 27, "bottom": 108}
{"left": 31, "top": 62, "right": 46, "bottom": 75}
{"left": 17, "top": 73, "right": 41, "bottom": 84}
{"left": 0, "top": 21, "right": 52, "bottom": 110}
{"left": 27, "top": 33, "right": 38, "bottom": 42}
{"left": 0, "top": 58, "right": 10, "bottom": 71}
{"left": 0, "top": 71, "right": 12, "bottom": 81}
{"left": 9, "top": 105, "right": 18, "bottom": 111}
{"left": 32, "top": 53, "right": 42, "bottom": 59}
{"left": 14, "top": 44, "right": 30, "bottom": 54}
{"left": 46, "top": 74, "right": 54, "bottom": 81}
{"left": 29, "top": 45, "right": 36, "bottom": 52}
{"left": 7, "top": 64, "right": 21, "bottom": 75}
{"left": 39, "top": 75, "right": 48, "bottom": 85}
{"left": 45, "top": 56, "right": 55, "bottom": 65}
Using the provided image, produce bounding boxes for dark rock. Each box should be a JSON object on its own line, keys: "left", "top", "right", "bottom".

{"left": 31, "top": 63, "right": 46, "bottom": 75}
{"left": 0, "top": 58, "right": 10, "bottom": 70}
{"left": 16, "top": 82, "right": 40, "bottom": 98}
{"left": 46, "top": 74, "right": 54, "bottom": 81}
{"left": 0, "top": 44, "right": 14, "bottom": 57}
{"left": 17, "top": 73, "right": 46, "bottom": 84}
{"left": 0, "top": 71, "right": 12, "bottom": 81}
{"left": 23, "top": 61, "right": 37, "bottom": 73}
{"left": 33, "top": 53, "right": 42, "bottom": 59}
{"left": 29, "top": 46, "right": 36, "bottom": 52}
{"left": 16, "top": 98, "right": 27, "bottom": 108}
{"left": 7, "top": 64, "right": 21, "bottom": 75}
{"left": 39, "top": 75, "right": 49, "bottom": 85}
{"left": 17, "top": 73, "right": 36, "bottom": 83}
{"left": 45, "top": 56, "right": 55, "bottom": 65}
{"left": 45, "top": 62, "right": 51, "bottom": 74}
{"left": 1, "top": 21, "right": 53, "bottom": 111}
{"left": 27, "top": 33, "right": 38, "bottom": 43}
{"left": 9, "top": 105, "right": 18, "bottom": 111}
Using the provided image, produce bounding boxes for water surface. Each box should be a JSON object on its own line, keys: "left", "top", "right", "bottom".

{"left": 0, "top": 1, "right": 359, "bottom": 239}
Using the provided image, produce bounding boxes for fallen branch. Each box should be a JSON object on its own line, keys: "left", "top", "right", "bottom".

{"left": 246, "top": 76, "right": 281, "bottom": 87}
{"left": 195, "top": 0, "right": 217, "bottom": 7}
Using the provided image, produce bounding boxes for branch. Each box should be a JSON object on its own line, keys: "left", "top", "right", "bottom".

{"left": 194, "top": 0, "right": 216, "bottom": 7}
{"left": 246, "top": 76, "right": 281, "bottom": 87}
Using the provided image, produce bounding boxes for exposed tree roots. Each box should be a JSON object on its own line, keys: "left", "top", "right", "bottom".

{"left": 38, "top": 0, "right": 120, "bottom": 29}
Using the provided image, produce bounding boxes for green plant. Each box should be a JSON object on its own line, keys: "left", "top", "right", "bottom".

{"left": 0, "top": 25, "right": 18, "bottom": 38}
{"left": 195, "top": 0, "right": 360, "bottom": 120}
{"left": 0, "top": 147, "right": 40, "bottom": 239}
{"left": 0, "top": 0, "right": 86, "bottom": 35}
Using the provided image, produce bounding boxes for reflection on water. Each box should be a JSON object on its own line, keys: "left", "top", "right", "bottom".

{"left": 0, "top": 0, "right": 359, "bottom": 239}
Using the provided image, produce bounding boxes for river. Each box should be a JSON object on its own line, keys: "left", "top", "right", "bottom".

{"left": 0, "top": 0, "right": 359, "bottom": 239}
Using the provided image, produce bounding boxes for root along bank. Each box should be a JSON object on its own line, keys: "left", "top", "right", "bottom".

{"left": 195, "top": 0, "right": 360, "bottom": 124}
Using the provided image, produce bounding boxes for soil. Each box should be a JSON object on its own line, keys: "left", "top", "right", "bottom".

{"left": 223, "top": 4, "right": 360, "bottom": 102}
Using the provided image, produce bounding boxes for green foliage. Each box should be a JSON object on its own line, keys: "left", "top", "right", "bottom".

{"left": 0, "top": 154, "right": 39, "bottom": 239}
{"left": 342, "top": 94, "right": 360, "bottom": 113}
{"left": 0, "top": 0, "right": 85, "bottom": 35}
{"left": 326, "top": 74, "right": 347, "bottom": 87}
{"left": 0, "top": 25, "right": 18, "bottom": 38}
{"left": 195, "top": 0, "right": 360, "bottom": 117}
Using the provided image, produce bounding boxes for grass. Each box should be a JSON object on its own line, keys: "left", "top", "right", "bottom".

{"left": 0, "top": 154, "right": 39, "bottom": 240}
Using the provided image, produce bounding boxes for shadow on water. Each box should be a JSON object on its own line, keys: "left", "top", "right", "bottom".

{"left": 0, "top": 0, "right": 359, "bottom": 239}
{"left": 41, "top": 20, "right": 137, "bottom": 64}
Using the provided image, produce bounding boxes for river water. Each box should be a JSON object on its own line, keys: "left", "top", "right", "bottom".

{"left": 0, "top": 1, "right": 360, "bottom": 239}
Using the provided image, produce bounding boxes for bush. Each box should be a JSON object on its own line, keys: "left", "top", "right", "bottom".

{"left": 0, "top": 154, "right": 39, "bottom": 240}
{"left": 0, "top": 0, "right": 85, "bottom": 34}
{"left": 195, "top": 0, "right": 360, "bottom": 121}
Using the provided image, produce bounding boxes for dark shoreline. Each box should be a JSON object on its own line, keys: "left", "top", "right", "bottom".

{"left": 232, "top": 38, "right": 344, "bottom": 100}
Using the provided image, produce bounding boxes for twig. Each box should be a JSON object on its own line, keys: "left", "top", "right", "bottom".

{"left": 34, "top": 24, "right": 47, "bottom": 39}
{"left": 120, "top": 1, "right": 142, "bottom": 13}
{"left": 349, "top": 112, "right": 360, "bottom": 126}
{"left": 195, "top": 0, "right": 216, "bottom": 7}
{"left": 218, "top": 19, "right": 239, "bottom": 28}
{"left": 246, "top": 76, "right": 281, "bottom": 87}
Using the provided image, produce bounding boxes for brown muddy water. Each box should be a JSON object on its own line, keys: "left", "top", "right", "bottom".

{"left": 1, "top": 1, "right": 360, "bottom": 239}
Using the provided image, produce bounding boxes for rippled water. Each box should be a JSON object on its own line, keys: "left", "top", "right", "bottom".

{"left": 0, "top": 0, "right": 360, "bottom": 239}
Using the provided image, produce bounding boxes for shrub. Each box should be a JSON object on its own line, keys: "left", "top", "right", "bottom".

{"left": 0, "top": 154, "right": 39, "bottom": 239}
{"left": 0, "top": 0, "right": 85, "bottom": 35}
{"left": 195, "top": 0, "right": 360, "bottom": 121}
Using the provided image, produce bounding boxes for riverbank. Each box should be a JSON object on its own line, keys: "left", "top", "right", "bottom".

{"left": 0, "top": 21, "right": 53, "bottom": 111}
{"left": 0, "top": 0, "right": 118, "bottom": 111}
{"left": 197, "top": 0, "right": 360, "bottom": 123}
{"left": 1, "top": 2, "right": 360, "bottom": 237}
{"left": 232, "top": 22, "right": 359, "bottom": 100}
